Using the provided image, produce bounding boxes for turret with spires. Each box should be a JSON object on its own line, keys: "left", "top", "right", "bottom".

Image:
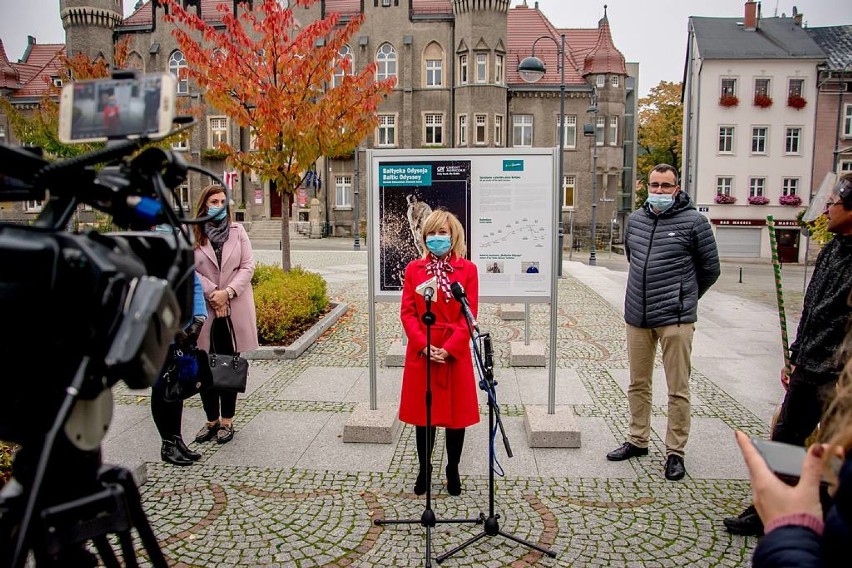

{"left": 60, "top": 0, "right": 124, "bottom": 65}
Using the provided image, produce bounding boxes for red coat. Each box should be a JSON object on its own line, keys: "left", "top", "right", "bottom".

{"left": 398, "top": 255, "right": 480, "bottom": 429}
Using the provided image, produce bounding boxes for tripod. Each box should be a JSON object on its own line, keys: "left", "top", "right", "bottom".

{"left": 0, "top": 356, "right": 167, "bottom": 568}
{"left": 435, "top": 330, "right": 557, "bottom": 563}
{"left": 375, "top": 291, "right": 480, "bottom": 568}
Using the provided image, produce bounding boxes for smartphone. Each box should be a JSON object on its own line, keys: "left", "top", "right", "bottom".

{"left": 751, "top": 438, "right": 837, "bottom": 486}
{"left": 58, "top": 73, "right": 176, "bottom": 144}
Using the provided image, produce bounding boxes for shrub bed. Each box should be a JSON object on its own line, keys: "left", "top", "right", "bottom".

{"left": 252, "top": 265, "right": 329, "bottom": 345}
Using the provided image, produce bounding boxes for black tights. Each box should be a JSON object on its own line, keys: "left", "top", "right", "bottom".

{"left": 150, "top": 382, "right": 183, "bottom": 441}
{"left": 415, "top": 426, "right": 465, "bottom": 467}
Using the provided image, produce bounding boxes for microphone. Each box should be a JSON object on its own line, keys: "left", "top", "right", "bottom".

{"left": 416, "top": 277, "right": 437, "bottom": 302}
{"left": 450, "top": 281, "right": 479, "bottom": 333}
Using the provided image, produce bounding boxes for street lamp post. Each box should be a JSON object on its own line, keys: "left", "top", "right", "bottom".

{"left": 353, "top": 146, "right": 361, "bottom": 250}
{"left": 588, "top": 89, "right": 598, "bottom": 266}
{"left": 518, "top": 33, "right": 566, "bottom": 277}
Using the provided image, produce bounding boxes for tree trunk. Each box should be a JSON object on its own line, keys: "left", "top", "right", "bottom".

{"left": 280, "top": 190, "right": 292, "bottom": 271}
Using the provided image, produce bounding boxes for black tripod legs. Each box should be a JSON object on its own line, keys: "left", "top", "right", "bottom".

{"left": 435, "top": 513, "right": 557, "bottom": 564}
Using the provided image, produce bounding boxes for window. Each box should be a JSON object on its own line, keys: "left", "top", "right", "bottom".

{"left": 716, "top": 176, "right": 733, "bottom": 196}
{"left": 841, "top": 160, "right": 852, "bottom": 173}
{"left": 596, "top": 74, "right": 605, "bottom": 87}
{"left": 754, "top": 78, "right": 771, "bottom": 97}
{"left": 25, "top": 200, "right": 43, "bottom": 212}
{"left": 494, "top": 114, "right": 503, "bottom": 146}
{"left": 424, "top": 113, "right": 443, "bottom": 145}
{"left": 751, "top": 127, "right": 767, "bottom": 154}
{"left": 783, "top": 178, "right": 799, "bottom": 196}
{"left": 0, "top": 124, "right": 5, "bottom": 143}
{"left": 563, "top": 175, "right": 575, "bottom": 208}
{"left": 749, "top": 177, "right": 765, "bottom": 197}
{"left": 459, "top": 54, "right": 468, "bottom": 84}
{"left": 558, "top": 115, "right": 576, "bottom": 149}
{"left": 512, "top": 115, "right": 533, "bottom": 147}
{"left": 610, "top": 75, "right": 619, "bottom": 88}
{"left": 595, "top": 116, "right": 605, "bottom": 146}
{"left": 249, "top": 127, "right": 259, "bottom": 151}
{"left": 335, "top": 175, "right": 352, "bottom": 208}
{"left": 785, "top": 127, "right": 802, "bottom": 154}
{"left": 381, "top": 0, "right": 391, "bottom": 7}
{"left": 721, "top": 78, "right": 737, "bottom": 97}
{"left": 476, "top": 53, "right": 487, "bottom": 83}
{"left": 377, "top": 114, "right": 396, "bottom": 147}
{"left": 719, "top": 126, "right": 734, "bottom": 153}
{"left": 425, "top": 59, "right": 442, "bottom": 87}
{"left": 332, "top": 45, "right": 352, "bottom": 88}
{"left": 845, "top": 104, "right": 852, "bottom": 138}
{"left": 51, "top": 76, "right": 62, "bottom": 87}
{"left": 171, "top": 133, "right": 189, "bottom": 151}
{"left": 475, "top": 114, "right": 487, "bottom": 145}
{"left": 495, "top": 54, "right": 504, "bottom": 84}
{"left": 608, "top": 116, "right": 618, "bottom": 146}
{"left": 376, "top": 43, "right": 397, "bottom": 81}
{"left": 208, "top": 116, "right": 229, "bottom": 147}
{"left": 788, "top": 78, "right": 804, "bottom": 98}
{"left": 173, "top": 181, "right": 190, "bottom": 212}
{"left": 458, "top": 114, "right": 467, "bottom": 146}
{"left": 169, "top": 50, "right": 188, "bottom": 94}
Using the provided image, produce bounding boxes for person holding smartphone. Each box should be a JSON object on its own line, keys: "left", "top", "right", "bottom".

{"left": 726, "top": 174, "right": 852, "bottom": 536}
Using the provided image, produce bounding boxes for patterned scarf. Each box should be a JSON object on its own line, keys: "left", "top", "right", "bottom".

{"left": 425, "top": 253, "right": 454, "bottom": 303}
{"left": 204, "top": 218, "right": 230, "bottom": 266}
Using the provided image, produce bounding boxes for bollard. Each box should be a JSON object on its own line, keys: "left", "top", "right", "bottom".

{"left": 738, "top": 267, "right": 743, "bottom": 284}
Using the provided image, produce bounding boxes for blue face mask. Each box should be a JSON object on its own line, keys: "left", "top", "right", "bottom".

{"left": 207, "top": 206, "right": 227, "bottom": 221}
{"left": 425, "top": 235, "right": 452, "bottom": 256}
{"left": 646, "top": 193, "right": 675, "bottom": 212}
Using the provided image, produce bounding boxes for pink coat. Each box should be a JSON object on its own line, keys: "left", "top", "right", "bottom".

{"left": 194, "top": 223, "right": 259, "bottom": 353}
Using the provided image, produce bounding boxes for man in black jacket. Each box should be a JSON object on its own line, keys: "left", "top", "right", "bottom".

{"left": 725, "top": 173, "right": 852, "bottom": 536}
{"left": 606, "top": 164, "right": 720, "bottom": 481}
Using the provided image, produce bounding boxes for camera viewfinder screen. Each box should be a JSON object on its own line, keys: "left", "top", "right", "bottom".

{"left": 69, "top": 76, "right": 164, "bottom": 140}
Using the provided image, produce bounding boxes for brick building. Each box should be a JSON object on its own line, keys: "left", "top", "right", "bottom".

{"left": 1, "top": 0, "right": 637, "bottom": 245}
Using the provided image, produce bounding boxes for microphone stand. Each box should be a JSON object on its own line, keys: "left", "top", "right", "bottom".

{"left": 375, "top": 289, "right": 481, "bottom": 568}
{"left": 436, "top": 313, "right": 557, "bottom": 563}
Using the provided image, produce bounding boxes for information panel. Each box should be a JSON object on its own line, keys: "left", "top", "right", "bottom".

{"left": 369, "top": 148, "right": 556, "bottom": 302}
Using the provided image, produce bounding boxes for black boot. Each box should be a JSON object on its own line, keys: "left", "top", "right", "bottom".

{"left": 161, "top": 440, "right": 194, "bottom": 466}
{"left": 173, "top": 436, "right": 201, "bottom": 461}
{"left": 445, "top": 428, "right": 465, "bottom": 496}
{"left": 414, "top": 426, "right": 436, "bottom": 495}
{"left": 414, "top": 465, "right": 432, "bottom": 496}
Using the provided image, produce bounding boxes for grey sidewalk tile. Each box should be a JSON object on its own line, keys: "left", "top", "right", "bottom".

{"left": 276, "top": 366, "right": 364, "bottom": 402}
{"left": 515, "top": 368, "right": 593, "bottom": 406}
{"left": 533, "top": 417, "right": 639, "bottom": 479}
{"left": 296, "top": 413, "right": 396, "bottom": 472}
{"left": 349, "top": 368, "right": 404, "bottom": 404}
{"left": 651, "top": 416, "right": 749, "bottom": 480}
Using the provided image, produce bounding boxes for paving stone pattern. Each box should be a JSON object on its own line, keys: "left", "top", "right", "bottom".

{"left": 118, "top": 249, "right": 762, "bottom": 567}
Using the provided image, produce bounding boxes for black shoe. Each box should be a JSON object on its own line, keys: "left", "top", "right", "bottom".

{"left": 216, "top": 423, "right": 234, "bottom": 444}
{"left": 723, "top": 505, "right": 764, "bottom": 536}
{"left": 161, "top": 440, "right": 194, "bottom": 466}
{"left": 414, "top": 464, "right": 432, "bottom": 496}
{"left": 446, "top": 464, "right": 462, "bottom": 496}
{"left": 195, "top": 421, "right": 220, "bottom": 443}
{"left": 606, "top": 442, "right": 649, "bottom": 461}
{"left": 664, "top": 454, "right": 686, "bottom": 481}
{"left": 173, "top": 436, "right": 201, "bottom": 461}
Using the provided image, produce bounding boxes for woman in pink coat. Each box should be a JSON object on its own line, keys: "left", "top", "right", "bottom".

{"left": 399, "top": 209, "right": 479, "bottom": 496}
{"left": 192, "top": 185, "right": 258, "bottom": 444}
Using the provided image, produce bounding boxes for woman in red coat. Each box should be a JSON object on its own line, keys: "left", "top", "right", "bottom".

{"left": 399, "top": 209, "right": 480, "bottom": 496}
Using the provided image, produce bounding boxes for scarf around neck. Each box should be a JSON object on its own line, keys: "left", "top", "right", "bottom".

{"left": 204, "top": 218, "right": 230, "bottom": 264}
{"left": 425, "top": 253, "right": 454, "bottom": 303}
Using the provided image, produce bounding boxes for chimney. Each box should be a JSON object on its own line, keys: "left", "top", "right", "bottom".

{"left": 744, "top": 1, "right": 757, "bottom": 31}
{"left": 792, "top": 6, "right": 803, "bottom": 26}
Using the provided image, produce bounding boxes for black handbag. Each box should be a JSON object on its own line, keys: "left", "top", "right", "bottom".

{"left": 208, "top": 317, "right": 249, "bottom": 393}
{"left": 162, "top": 344, "right": 212, "bottom": 402}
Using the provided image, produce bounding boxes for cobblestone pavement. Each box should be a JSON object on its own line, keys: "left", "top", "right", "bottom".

{"left": 112, "top": 247, "right": 766, "bottom": 567}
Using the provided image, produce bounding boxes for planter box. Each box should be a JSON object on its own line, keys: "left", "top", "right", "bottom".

{"left": 244, "top": 301, "right": 349, "bottom": 360}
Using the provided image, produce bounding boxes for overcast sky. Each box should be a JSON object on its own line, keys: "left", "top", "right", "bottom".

{"left": 1, "top": 0, "right": 849, "bottom": 97}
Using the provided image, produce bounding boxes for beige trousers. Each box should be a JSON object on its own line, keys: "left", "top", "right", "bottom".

{"left": 625, "top": 323, "right": 695, "bottom": 458}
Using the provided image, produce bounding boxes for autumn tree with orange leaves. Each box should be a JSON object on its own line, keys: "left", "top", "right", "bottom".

{"left": 165, "top": 0, "right": 395, "bottom": 270}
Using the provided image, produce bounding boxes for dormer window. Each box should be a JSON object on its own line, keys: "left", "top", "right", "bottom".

{"left": 51, "top": 76, "right": 62, "bottom": 87}
{"left": 596, "top": 74, "right": 606, "bottom": 88}
{"left": 610, "top": 75, "right": 619, "bottom": 88}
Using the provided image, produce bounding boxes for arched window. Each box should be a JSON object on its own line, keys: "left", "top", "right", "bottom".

{"left": 423, "top": 42, "right": 443, "bottom": 87}
{"left": 332, "top": 45, "right": 352, "bottom": 88}
{"left": 376, "top": 43, "right": 397, "bottom": 82}
{"left": 169, "top": 50, "right": 188, "bottom": 94}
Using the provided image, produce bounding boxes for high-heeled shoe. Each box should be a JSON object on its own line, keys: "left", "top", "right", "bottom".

{"left": 173, "top": 436, "right": 201, "bottom": 461}
{"left": 161, "top": 440, "right": 194, "bottom": 466}
{"left": 413, "top": 464, "right": 432, "bottom": 496}
{"left": 446, "top": 464, "right": 462, "bottom": 496}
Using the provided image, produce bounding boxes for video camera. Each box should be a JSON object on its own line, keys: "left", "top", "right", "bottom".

{"left": 0, "top": 70, "right": 230, "bottom": 567}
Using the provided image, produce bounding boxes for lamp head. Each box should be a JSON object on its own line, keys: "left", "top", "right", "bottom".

{"left": 518, "top": 56, "right": 546, "bottom": 83}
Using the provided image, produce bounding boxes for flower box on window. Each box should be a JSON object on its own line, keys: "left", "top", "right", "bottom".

{"left": 747, "top": 195, "right": 770, "bottom": 205}
{"left": 779, "top": 194, "right": 802, "bottom": 206}
{"left": 719, "top": 94, "right": 739, "bottom": 107}
{"left": 714, "top": 194, "right": 737, "bottom": 204}
{"left": 201, "top": 148, "right": 229, "bottom": 161}
{"left": 753, "top": 94, "right": 773, "bottom": 108}
{"left": 787, "top": 95, "right": 807, "bottom": 110}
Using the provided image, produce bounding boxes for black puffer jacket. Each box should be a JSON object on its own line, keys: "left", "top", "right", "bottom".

{"left": 789, "top": 234, "right": 852, "bottom": 380}
{"left": 623, "top": 191, "right": 720, "bottom": 329}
